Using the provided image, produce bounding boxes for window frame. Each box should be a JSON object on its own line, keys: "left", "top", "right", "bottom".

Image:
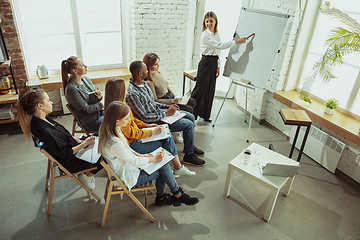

{"left": 284, "top": 0, "right": 360, "bottom": 118}
{"left": 11, "top": 0, "right": 130, "bottom": 77}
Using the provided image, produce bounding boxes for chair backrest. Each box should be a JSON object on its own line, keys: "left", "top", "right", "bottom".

{"left": 66, "top": 103, "right": 93, "bottom": 136}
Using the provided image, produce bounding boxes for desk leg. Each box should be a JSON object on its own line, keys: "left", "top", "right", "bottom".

{"left": 223, "top": 165, "right": 235, "bottom": 197}
{"left": 289, "top": 126, "right": 301, "bottom": 159}
{"left": 263, "top": 188, "right": 280, "bottom": 222}
{"left": 182, "top": 74, "right": 186, "bottom": 96}
{"left": 283, "top": 176, "right": 295, "bottom": 196}
{"left": 297, "top": 125, "right": 311, "bottom": 162}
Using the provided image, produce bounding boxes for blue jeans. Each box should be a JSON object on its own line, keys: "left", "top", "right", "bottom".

{"left": 84, "top": 112, "right": 103, "bottom": 132}
{"left": 134, "top": 163, "right": 180, "bottom": 197}
{"left": 129, "top": 135, "right": 178, "bottom": 156}
{"left": 155, "top": 111, "right": 195, "bottom": 155}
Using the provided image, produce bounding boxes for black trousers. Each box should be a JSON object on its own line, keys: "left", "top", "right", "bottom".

{"left": 191, "top": 55, "right": 218, "bottom": 119}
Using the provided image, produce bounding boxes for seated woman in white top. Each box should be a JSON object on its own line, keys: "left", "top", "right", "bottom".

{"left": 99, "top": 101, "right": 199, "bottom": 207}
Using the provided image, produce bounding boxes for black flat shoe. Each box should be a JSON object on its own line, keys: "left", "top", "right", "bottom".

{"left": 172, "top": 188, "right": 199, "bottom": 206}
{"left": 193, "top": 146, "right": 204, "bottom": 155}
{"left": 183, "top": 153, "right": 205, "bottom": 166}
{"left": 204, "top": 118, "right": 212, "bottom": 122}
{"left": 155, "top": 193, "right": 173, "bottom": 206}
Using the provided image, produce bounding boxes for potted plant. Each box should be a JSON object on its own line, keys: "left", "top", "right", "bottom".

{"left": 325, "top": 98, "right": 339, "bottom": 114}
{"left": 299, "top": 1, "right": 360, "bottom": 103}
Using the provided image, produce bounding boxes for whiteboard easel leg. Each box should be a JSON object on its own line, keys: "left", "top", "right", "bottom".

{"left": 245, "top": 87, "right": 248, "bottom": 123}
{"left": 212, "top": 80, "right": 234, "bottom": 127}
{"left": 246, "top": 88, "right": 256, "bottom": 142}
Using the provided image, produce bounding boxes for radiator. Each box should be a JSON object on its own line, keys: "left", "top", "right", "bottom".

{"left": 290, "top": 125, "right": 345, "bottom": 173}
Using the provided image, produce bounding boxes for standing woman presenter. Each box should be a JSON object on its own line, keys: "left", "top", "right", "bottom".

{"left": 191, "top": 11, "right": 247, "bottom": 122}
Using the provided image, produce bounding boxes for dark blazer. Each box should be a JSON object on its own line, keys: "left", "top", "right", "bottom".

{"left": 65, "top": 75, "right": 103, "bottom": 126}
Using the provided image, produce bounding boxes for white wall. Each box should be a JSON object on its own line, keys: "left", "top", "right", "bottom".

{"left": 130, "top": 0, "right": 191, "bottom": 96}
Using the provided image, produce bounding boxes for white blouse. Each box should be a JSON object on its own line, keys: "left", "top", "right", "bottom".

{"left": 200, "top": 29, "right": 236, "bottom": 65}
{"left": 101, "top": 132, "right": 149, "bottom": 189}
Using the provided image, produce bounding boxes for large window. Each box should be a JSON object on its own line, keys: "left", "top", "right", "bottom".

{"left": 298, "top": 0, "right": 360, "bottom": 116}
{"left": 13, "top": 0, "right": 126, "bottom": 76}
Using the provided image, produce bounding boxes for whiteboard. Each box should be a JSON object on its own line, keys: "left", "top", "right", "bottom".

{"left": 223, "top": 8, "right": 290, "bottom": 89}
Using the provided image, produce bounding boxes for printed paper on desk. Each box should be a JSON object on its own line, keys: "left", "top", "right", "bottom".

{"left": 75, "top": 137, "right": 101, "bottom": 164}
{"left": 142, "top": 147, "right": 174, "bottom": 175}
{"left": 141, "top": 124, "right": 171, "bottom": 143}
{"left": 161, "top": 111, "right": 186, "bottom": 124}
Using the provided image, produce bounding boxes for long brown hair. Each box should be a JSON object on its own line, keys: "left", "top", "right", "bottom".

{"left": 16, "top": 89, "right": 45, "bottom": 138}
{"left": 143, "top": 53, "right": 160, "bottom": 81}
{"left": 104, "top": 78, "right": 126, "bottom": 110}
{"left": 202, "top": 11, "right": 218, "bottom": 33}
{"left": 61, "top": 56, "right": 79, "bottom": 90}
{"left": 98, "top": 101, "right": 130, "bottom": 153}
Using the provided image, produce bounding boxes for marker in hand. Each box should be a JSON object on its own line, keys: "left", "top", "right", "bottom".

{"left": 247, "top": 33, "right": 255, "bottom": 39}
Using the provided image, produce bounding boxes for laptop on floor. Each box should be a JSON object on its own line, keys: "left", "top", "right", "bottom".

{"left": 260, "top": 163, "right": 300, "bottom": 177}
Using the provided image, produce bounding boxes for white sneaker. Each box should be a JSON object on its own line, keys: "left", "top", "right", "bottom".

{"left": 173, "top": 166, "right": 196, "bottom": 176}
{"left": 173, "top": 132, "right": 183, "bottom": 143}
{"left": 173, "top": 173, "right": 180, "bottom": 179}
{"left": 78, "top": 173, "right": 95, "bottom": 190}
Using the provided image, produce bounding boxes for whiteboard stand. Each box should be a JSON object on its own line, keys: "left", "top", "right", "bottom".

{"left": 212, "top": 79, "right": 255, "bottom": 142}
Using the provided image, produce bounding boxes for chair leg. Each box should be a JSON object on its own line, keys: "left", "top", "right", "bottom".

{"left": 72, "top": 120, "right": 76, "bottom": 136}
{"left": 127, "top": 192, "right": 155, "bottom": 222}
{"left": 144, "top": 189, "right": 148, "bottom": 210}
{"left": 104, "top": 178, "right": 110, "bottom": 201}
{"left": 101, "top": 180, "right": 114, "bottom": 227}
{"left": 45, "top": 159, "right": 51, "bottom": 191}
{"left": 71, "top": 175, "right": 101, "bottom": 202}
{"left": 47, "top": 162, "right": 56, "bottom": 215}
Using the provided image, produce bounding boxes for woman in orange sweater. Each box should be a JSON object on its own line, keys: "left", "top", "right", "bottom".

{"left": 104, "top": 78, "right": 195, "bottom": 177}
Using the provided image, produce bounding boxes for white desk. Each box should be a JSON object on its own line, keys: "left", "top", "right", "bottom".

{"left": 223, "top": 143, "right": 300, "bottom": 222}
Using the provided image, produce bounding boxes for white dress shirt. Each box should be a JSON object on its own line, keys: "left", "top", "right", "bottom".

{"left": 200, "top": 29, "right": 236, "bottom": 66}
{"left": 101, "top": 132, "right": 149, "bottom": 189}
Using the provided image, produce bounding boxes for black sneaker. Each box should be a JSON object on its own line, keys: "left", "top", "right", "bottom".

{"left": 155, "top": 193, "right": 173, "bottom": 206}
{"left": 172, "top": 188, "right": 199, "bottom": 207}
{"left": 204, "top": 118, "right": 212, "bottom": 122}
{"left": 194, "top": 146, "right": 204, "bottom": 155}
{"left": 183, "top": 154, "right": 205, "bottom": 166}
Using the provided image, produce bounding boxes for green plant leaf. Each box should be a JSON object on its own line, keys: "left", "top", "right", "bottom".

{"left": 300, "top": 1, "right": 360, "bottom": 103}
{"left": 299, "top": 89, "right": 312, "bottom": 103}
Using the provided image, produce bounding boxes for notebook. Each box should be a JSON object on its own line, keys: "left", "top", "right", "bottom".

{"left": 260, "top": 163, "right": 300, "bottom": 177}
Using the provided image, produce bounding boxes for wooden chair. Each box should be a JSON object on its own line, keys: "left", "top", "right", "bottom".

{"left": 100, "top": 158, "right": 156, "bottom": 227}
{"left": 41, "top": 148, "right": 101, "bottom": 215}
{"left": 66, "top": 104, "right": 96, "bottom": 136}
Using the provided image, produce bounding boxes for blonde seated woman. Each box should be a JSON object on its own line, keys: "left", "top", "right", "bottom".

{"left": 99, "top": 101, "right": 199, "bottom": 206}
{"left": 104, "top": 78, "right": 195, "bottom": 177}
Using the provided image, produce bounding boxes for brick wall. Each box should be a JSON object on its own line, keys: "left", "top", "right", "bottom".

{"left": 0, "top": 0, "right": 27, "bottom": 95}
{"left": 130, "top": 0, "right": 190, "bottom": 96}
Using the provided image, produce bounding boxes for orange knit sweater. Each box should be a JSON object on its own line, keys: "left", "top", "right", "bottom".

{"left": 120, "top": 110, "right": 153, "bottom": 143}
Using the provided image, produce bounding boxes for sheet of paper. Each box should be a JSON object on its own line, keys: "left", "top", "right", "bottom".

{"left": 175, "top": 95, "right": 189, "bottom": 105}
{"left": 141, "top": 124, "right": 171, "bottom": 143}
{"left": 142, "top": 147, "right": 174, "bottom": 175}
{"left": 161, "top": 111, "right": 186, "bottom": 124}
{"left": 75, "top": 137, "right": 101, "bottom": 164}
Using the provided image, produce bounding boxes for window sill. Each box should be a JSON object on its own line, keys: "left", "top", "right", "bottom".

{"left": 27, "top": 67, "right": 131, "bottom": 90}
{"left": 273, "top": 90, "right": 360, "bottom": 146}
